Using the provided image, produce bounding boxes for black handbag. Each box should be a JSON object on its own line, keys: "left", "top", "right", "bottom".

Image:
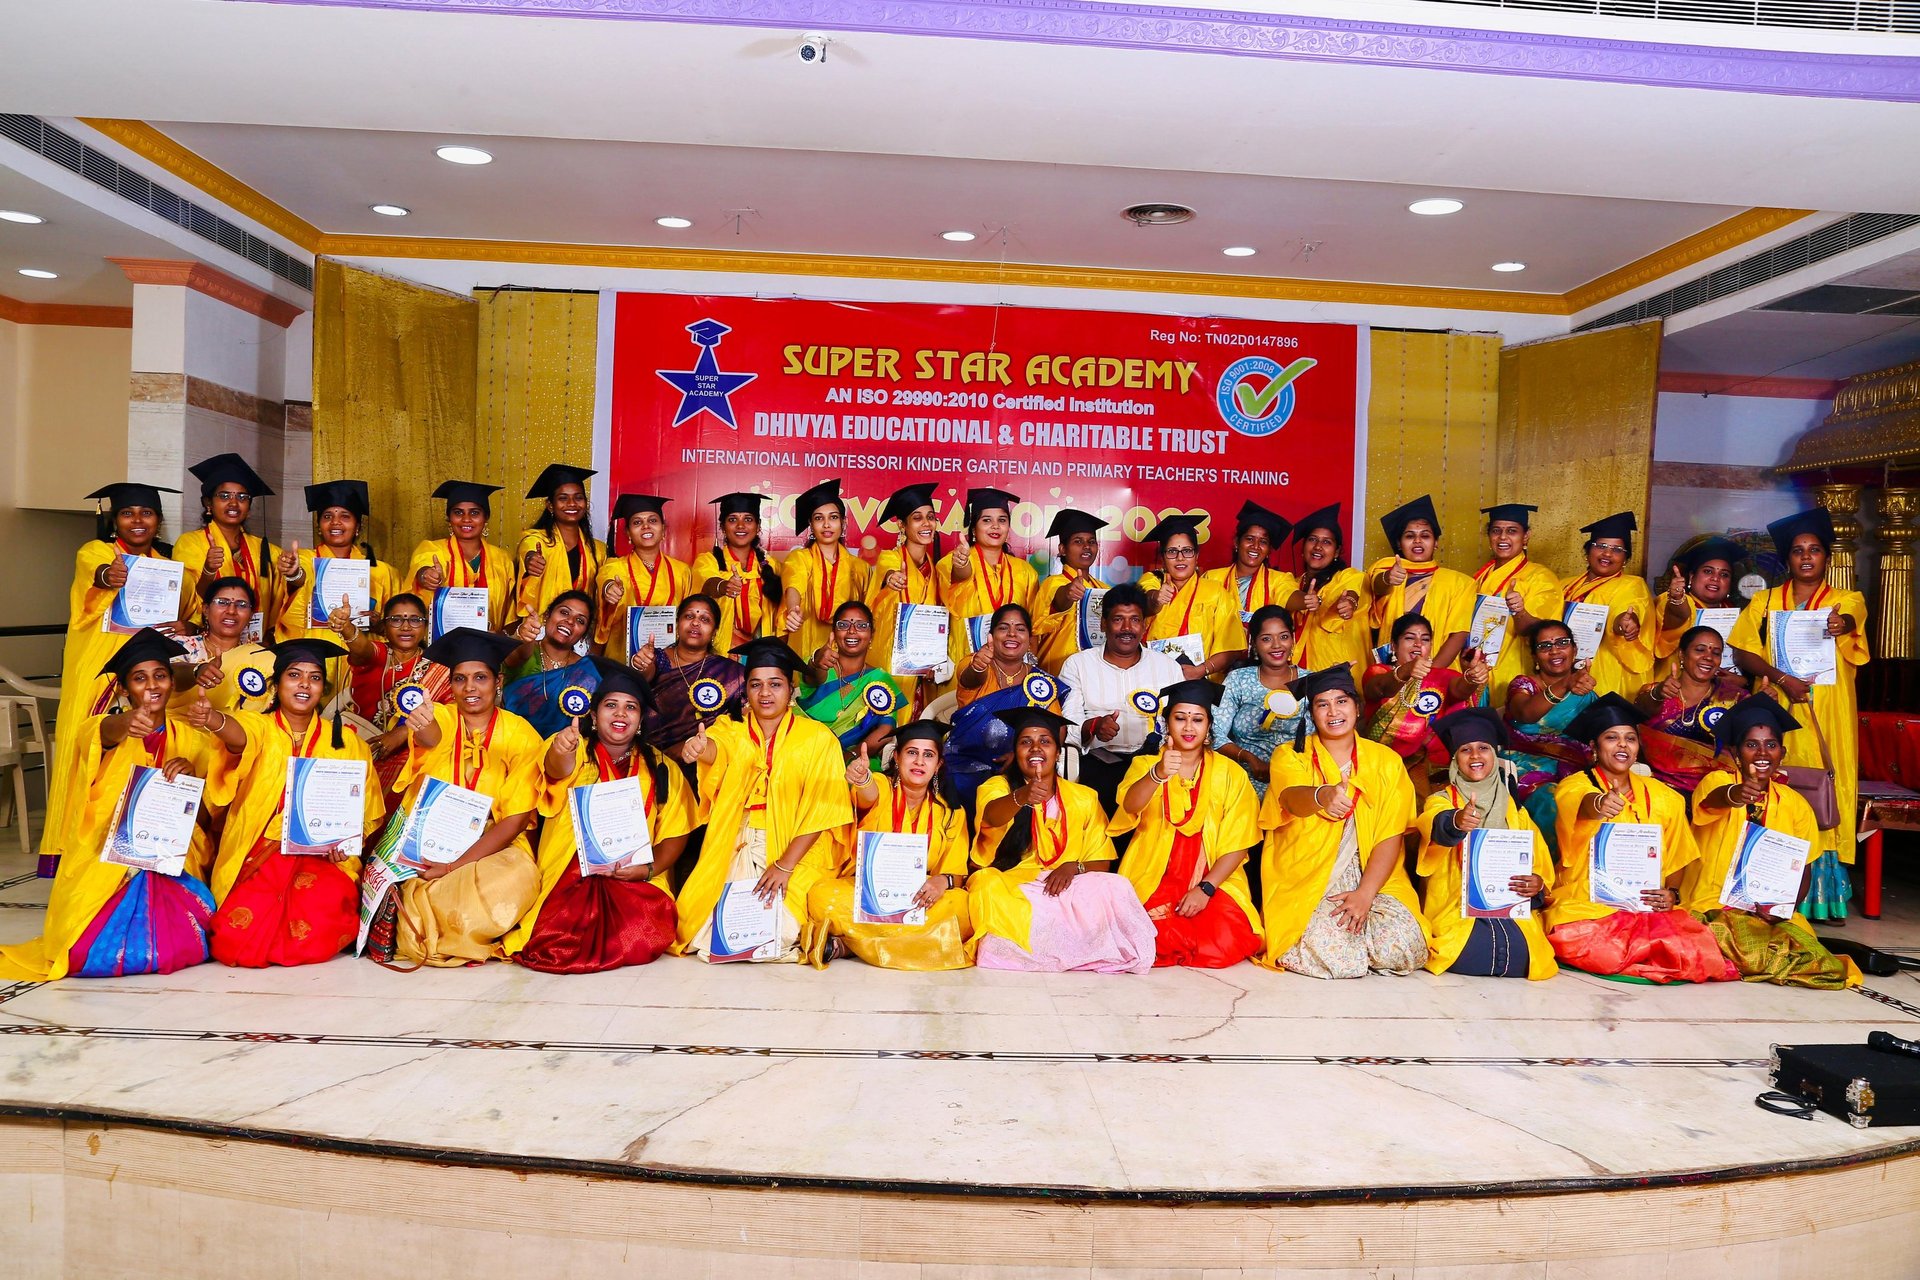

{"left": 1761, "top": 1037, "right": 1920, "bottom": 1128}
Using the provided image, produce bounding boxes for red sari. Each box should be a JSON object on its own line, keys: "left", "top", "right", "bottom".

{"left": 211, "top": 838, "right": 358, "bottom": 968}
{"left": 1142, "top": 829, "right": 1261, "bottom": 968}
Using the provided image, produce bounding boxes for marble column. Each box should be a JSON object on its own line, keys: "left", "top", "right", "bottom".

{"left": 1876, "top": 487, "right": 1917, "bottom": 660}
{"left": 1813, "top": 482, "right": 1863, "bottom": 595}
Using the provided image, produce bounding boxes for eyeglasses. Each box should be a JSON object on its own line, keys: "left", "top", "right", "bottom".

{"left": 1164, "top": 547, "right": 1198, "bottom": 559}
{"left": 832, "top": 619, "right": 872, "bottom": 632}
{"left": 208, "top": 597, "right": 253, "bottom": 609}
{"left": 1590, "top": 543, "right": 1627, "bottom": 555}
{"left": 386, "top": 615, "right": 426, "bottom": 627}
{"left": 211, "top": 490, "right": 253, "bottom": 503}
{"left": 1533, "top": 637, "right": 1575, "bottom": 651}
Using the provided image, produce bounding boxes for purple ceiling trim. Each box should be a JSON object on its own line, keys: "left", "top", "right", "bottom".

{"left": 235, "top": 0, "right": 1920, "bottom": 102}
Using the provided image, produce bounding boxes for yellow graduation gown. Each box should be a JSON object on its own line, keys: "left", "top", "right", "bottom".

{"left": 689, "top": 546, "right": 784, "bottom": 657}
{"left": 0, "top": 713, "right": 219, "bottom": 981}
{"left": 1202, "top": 564, "right": 1302, "bottom": 626}
{"left": 1546, "top": 770, "right": 1698, "bottom": 930}
{"left": 1111, "top": 751, "right": 1263, "bottom": 939}
{"left": 277, "top": 547, "right": 399, "bottom": 645}
{"left": 1293, "top": 566, "right": 1372, "bottom": 676}
{"left": 42, "top": 541, "right": 192, "bottom": 865}
{"left": 1365, "top": 558, "right": 1475, "bottom": 645}
{"left": 864, "top": 547, "right": 944, "bottom": 703}
{"left": 1031, "top": 569, "right": 1109, "bottom": 675}
{"left": 593, "top": 552, "right": 693, "bottom": 659}
{"left": 673, "top": 711, "right": 853, "bottom": 953}
{"left": 403, "top": 538, "right": 518, "bottom": 632}
{"left": 504, "top": 736, "right": 696, "bottom": 956}
{"left": 1680, "top": 771, "right": 1821, "bottom": 916}
{"left": 1413, "top": 788, "right": 1558, "bottom": 980}
{"left": 936, "top": 547, "right": 1038, "bottom": 671}
{"left": 1559, "top": 571, "right": 1655, "bottom": 699}
{"left": 1469, "top": 556, "right": 1562, "bottom": 704}
{"left": 1729, "top": 585, "right": 1869, "bottom": 863}
{"left": 803, "top": 775, "right": 973, "bottom": 970}
{"left": 513, "top": 526, "right": 603, "bottom": 622}
{"left": 170, "top": 641, "right": 277, "bottom": 717}
{"left": 202, "top": 710, "right": 385, "bottom": 902}
{"left": 172, "top": 526, "right": 287, "bottom": 633}
{"left": 1254, "top": 737, "right": 1425, "bottom": 968}
{"left": 967, "top": 775, "right": 1115, "bottom": 953}
{"left": 780, "top": 543, "right": 873, "bottom": 660}
{"left": 1137, "top": 572, "right": 1247, "bottom": 672}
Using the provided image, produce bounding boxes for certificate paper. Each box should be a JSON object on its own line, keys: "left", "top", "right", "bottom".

{"left": 626, "top": 604, "right": 678, "bottom": 656}
{"left": 1468, "top": 594, "right": 1512, "bottom": 666}
{"left": 890, "top": 603, "right": 950, "bottom": 677}
{"left": 1589, "top": 821, "right": 1663, "bottom": 911}
{"left": 1719, "top": 821, "right": 1811, "bottom": 919}
{"left": 1149, "top": 633, "right": 1205, "bottom": 666}
{"left": 1694, "top": 607, "right": 1741, "bottom": 671}
{"left": 282, "top": 757, "right": 369, "bottom": 857}
{"left": 854, "top": 830, "right": 930, "bottom": 925}
{"left": 310, "top": 557, "right": 373, "bottom": 627}
{"left": 1076, "top": 588, "right": 1108, "bottom": 651}
{"left": 394, "top": 776, "right": 495, "bottom": 869}
{"left": 964, "top": 614, "right": 994, "bottom": 653}
{"left": 1770, "top": 610, "right": 1837, "bottom": 687}
{"left": 98, "top": 765, "right": 204, "bottom": 877}
{"left": 1563, "top": 602, "right": 1610, "bottom": 664}
{"left": 568, "top": 775, "right": 655, "bottom": 876}
{"left": 1462, "top": 828, "right": 1535, "bottom": 919}
{"left": 103, "top": 556, "right": 185, "bottom": 634}
{"left": 708, "top": 881, "right": 781, "bottom": 961}
{"left": 431, "top": 586, "right": 491, "bottom": 640}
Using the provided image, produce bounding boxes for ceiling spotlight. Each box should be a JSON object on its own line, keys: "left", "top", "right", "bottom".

{"left": 17, "top": 268, "right": 58, "bottom": 279}
{"left": 1491, "top": 261, "right": 1527, "bottom": 273}
{"left": 1408, "top": 198, "right": 1464, "bottom": 216}
{"left": 655, "top": 216, "right": 693, "bottom": 229}
{"left": 1222, "top": 246, "right": 1257, "bottom": 258}
{"left": 435, "top": 145, "right": 493, "bottom": 166}
{"left": 941, "top": 230, "right": 976, "bottom": 242}
{"left": 369, "top": 203, "right": 410, "bottom": 217}
{"left": 1122, "top": 202, "right": 1196, "bottom": 227}
{"left": 0, "top": 209, "right": 45, "bottom": 225}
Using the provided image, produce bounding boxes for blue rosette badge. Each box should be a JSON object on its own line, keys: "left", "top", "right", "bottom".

{"left": 1021, "top": 671, "right": 1057, "bottom": 706}
{"left": 559, "top": 684, "right": 593, "bottom": 718}
{"left": 689, "top": 677, "right": 727, "bottom": 714}
{"left": 395, "top": 683, "right": 428, "bottom": 716}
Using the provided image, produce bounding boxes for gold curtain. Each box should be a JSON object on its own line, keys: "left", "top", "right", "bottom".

{"left": 1496, "top": 321, "right": 1661, "bottom": 575}
{"left": 312, "top": 260, "right": 479, "bottom": 559}
{"left": 1364, "top": 330, "right": 1501, "bottom": 567}
{"left": 474, "top": 289, "right": 601, "bottom": 540}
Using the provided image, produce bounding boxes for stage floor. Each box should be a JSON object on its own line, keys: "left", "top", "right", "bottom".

{"left": 2, "top": 851, "right": 1918, "bottom": 1202}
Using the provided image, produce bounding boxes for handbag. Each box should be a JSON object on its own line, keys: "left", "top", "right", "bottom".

{"left": 1783, "top": 697, "right": 1841, "bottom": 830}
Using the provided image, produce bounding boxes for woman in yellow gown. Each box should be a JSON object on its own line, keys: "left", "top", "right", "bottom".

{"left": 805, "top": 721, "right": 974, "bottom": 970}
{"left": 277, "top": 480, "right": 398, "bottom": 684}
{"left": 938, "top": 486, "right": 1037, "bottom": 675}
{"left": 1031, "top": 508, "right": 1111, "bottom": 675}
{"left": 1112, "top": 680, "right": 1263, "bottom": 968}
{"left": 675, "top": 638, "right": 853, "bottom": 962}
{"left": 1728, "top": 508, "right": 1870, "bottom": 920}
{"left": 172, "top": 453, "right": 291, "bottom": 635}
{"left": 201, "top": 638, "right": 385, "bottom": 968}
{"left": 1203, "top": 501, "right": 1299, "bottom": 632}
{"left": 510, "top": 658, "right": 696, "bottom": 972}
{"left": 1651, "top": 536, "right": 1742, "bottom": 682}
{"left": 386, "top": 628, "right": 544, "bottom": 966}
{"left": 1412, "top": 708, "right": 1557, "bottom": 980}
{"left": 1137, "top": 514, "right": 1246, "bottom": 680}
{"left": 1366, "top": 494, "right": 1474, "bottom": 670}
{"left": 692, "top": 491, "right": 784, "bottom": 657}
{"left": 595, "top": 493, "right": 692, "bottom": 664}
{"left": 40, "top": 482, "right": 191, "bottom": 875}
{"left": 404, "top": 480, "right": 517, "bottom": 632}
{"left": 1681, "top": 696, "right": 1858, "bottom": 988}
{"left": 0, "top": 631, "right": 224, "bottom": 981}
{"left": 780, "top": 478, "right": 872, "bottom": 660}
{"left": 865, "top": 482, "right": 953, "bottom": 709}
{"left": 1286, "top": 502, "right": 1370, "bottom": 677}
{"left": 1256, "top": 667, "right": 1429, "bottom": 977}
{"left": 969, "top": 706, "right": 1155, "bottom": 973}
{"left": 514, "top": 463, "right": 602, "bottom": 625}
{"left": 1470, "top": 503, "right": 1562, "bottom": 704}
{"left": 173, "top": 577, "right": 279, "bottom": 718}
{"left": 1558, "top": 511, "right": 1655, "bottom": 698}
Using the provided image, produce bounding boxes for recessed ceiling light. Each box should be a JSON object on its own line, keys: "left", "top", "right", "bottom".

{"left": 435, "top": 145, "right": 493, "bottom": 166}
{"left": 369, "top": 203, "right": 410, "bottom": 217}
{"left": 1408, "top": 198, "right": 1464, "bottom": 216}
{"left": 1491, "top": 261, "right": 1527, "bottom": 273}
{"left": 1222, "top": 246, "right": 1257, "bottom": 258}
{"left": 655, "top": 216, "right": 693, "bottom": 229}
{"left": 17, "top": 268, "right": 58, "bottom": 279}
{"left": 0, "top": 209, "right": 45, "bottom": 225}
{"left": 941, "top": 230, "right": 976, "bottom": 242}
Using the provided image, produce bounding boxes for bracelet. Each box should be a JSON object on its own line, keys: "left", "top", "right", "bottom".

{"left": 772, "top": 860, "right": 798, "bottom": 875}
{"left": 1544, "top": 687, "right": 1565, "bottom": 704}
{"left": 212, "top": 712, "right": 228, "bottom": 734}
{"left": 1313, "top": 783, "right": 1334, "bottom": 813}
{"left": 1149, "top": 764, "right": 1169, "bottom": 785}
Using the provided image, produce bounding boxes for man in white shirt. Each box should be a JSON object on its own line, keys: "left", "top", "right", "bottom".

{"left": 1060, "top": 583, "right": 1185, "bottom": 833}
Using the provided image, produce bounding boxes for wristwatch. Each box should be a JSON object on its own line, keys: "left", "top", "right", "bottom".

{"left": 1197, "top": 881, "right": 1218, "bottom": 898}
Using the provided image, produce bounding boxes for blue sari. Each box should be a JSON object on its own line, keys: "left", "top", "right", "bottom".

{"left": 503, "top": 656, "right": 602, "bottom": 738}
{"left": 943, "top": 671, "right": 1071, "bottom": 810}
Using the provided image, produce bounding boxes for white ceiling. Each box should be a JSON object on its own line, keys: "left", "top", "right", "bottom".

{"left": 0, "top": 168, "right": 190, "bottom": 306}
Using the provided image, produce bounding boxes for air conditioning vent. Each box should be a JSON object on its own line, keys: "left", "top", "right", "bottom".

{"left": 1407, "top": 0, "right": 1918, "bottom": 35}
{"left": 0, "top": 115, "right": 312, "bottom": 293}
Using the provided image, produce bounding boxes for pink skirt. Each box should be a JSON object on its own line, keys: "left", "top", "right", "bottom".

{"left": 975, "top": 871, "right": 1156, "bottom": 975}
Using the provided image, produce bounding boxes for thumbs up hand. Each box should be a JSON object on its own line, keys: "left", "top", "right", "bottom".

{"left": 845, "top": 742, "right": 872, "bottom": 786}
{"left": 183, "top": 690, "right": 219, "bottom": 732}
{"left": 681, "top": 722, "right": 710, "bottom": 765}
{"left": 1456, "top": 796, "right": 1481, "bottom": 833}
{"left": 278, "top": 540, "right": 301, "bottom": 581}
{"left": 556, "top": 715, "right": 582, "bottom": 757}
{"left": 1387, "top": 561, "right": 1409, "bottom": 587}
{"left": 203, "top": 542, "right": 226, "bottom": 576}
{"left": 1667, "top": 564, "right": 1687, "bottom": 603}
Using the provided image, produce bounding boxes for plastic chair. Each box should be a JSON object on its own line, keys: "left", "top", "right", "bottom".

{"left": 0, "top": 662, "right": 57, "bottom": 855}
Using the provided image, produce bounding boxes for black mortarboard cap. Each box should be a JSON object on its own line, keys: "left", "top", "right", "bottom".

{"left": 965, "top": 487, "right": 1019, "bottom": 525}
{"left": 1289, "top": 667, "right": 1359, "bottom": 703}
{"left": 1481, "top": 503, "right": 1537, "bottom": 529}
{"left": 304, "top": 480, "right": 369, "bottom": 517}
{"left": 189, "top": 452, "right": 274, "bottom": 498}
{"left": 882, "top": 483, "right": 939, "bottom": 526}
{"left": 1144, "top": 513, "right": 1208, "bottom": 546}
{"left": 710, "top": 492, "right": 766, "bottom": 518}
{"left": 893, "top": 721, "right": 950, "bottom": 749}
{"left": 1380, "top": 494, "right": 1441, "bottom": 546}
{"left": 525, "top": 464, "right": 596, "bottom": 500}
{"left": 737, "top": 637, "right": 809, "bottom": 676}
{"left": 87, "top": 482, "right": 177, "bottom": 514}
{"left": 1235, "top": 501, "right": 1291, "bottom": 544}
{"left": 1432, "top": 706, "right": 1509, "bottom": 753}
{"left": 611, "top": 493, "right": 670, "bottom": 523}
{"left": 1675, "top": 536, "right": 1743, "bottom": 577}
{"left": 101, "top": 628, "right": 188, "bottom": 682}
{"left": 1291, "top": 502, "right": 1343, "bottom": 545}
{"left": 587, "top": 655, "right": 653, "bottom": 708}
{"left": 422, "top": 628, "right": 520, "bottom": 673}
{"left": 1565, "top": 692, "right": 1648, "bottom": 742}
{"left": 1158, "top": 678, "right": 1224, "bottom": 712}
{"left": 432, "top": 480, "right": 502, "bottom": 515}
{"left": 270, "top": 637, "right": 348, "bottom": 679}
{"left": 1767, "top": 508, "right": 1835, "bottom": 561}
{"left": 991, "top": 705, "right": 1073, "bottom": 738}
{"left": 1046, "top": 508, "right": 1107, "bottom": 540}
{"left": 1579, "top": 511, "right": 1639, "bottom": 548}
{"left": 795, "top": 478, "right": 845, "bottom": 521}
{"left": 1712, "top": 695, "right": 1799, "bottom": 749}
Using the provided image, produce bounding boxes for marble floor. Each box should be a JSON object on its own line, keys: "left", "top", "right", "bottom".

{"left": 2, "top": 849, "right": 1918, "bottom": 1197}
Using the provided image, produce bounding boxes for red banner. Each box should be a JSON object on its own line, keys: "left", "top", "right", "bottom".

{"left": 605, "top": 293, "right": 1362, "bottom": 577}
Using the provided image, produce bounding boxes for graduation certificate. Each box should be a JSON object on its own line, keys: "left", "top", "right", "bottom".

{"left": 99, "top": 765, "right": 204, "bottom": 877}
{"left": 1149, "top": 633, "right": 1205, "bottom": 666}
{"left": 282, "top": 757, "right": 369, "bottom": 857}
{"left": 1462, "top": 828, "right": 1535, "bottom": 919}
{"left": 431, "top": 587, "right": 490, "bottom": 640}
{"left": 1719, "top": 821, "right": 1811, "bottom": 919}
{"left": 1770, "top": 610, "right": 1837, "bottom": 687}
{"left": 568, "top": 775, "right": 654, "bottom": 875}
{"left": 1694, "top": 607, "right": 1740, "bottom": 670}
{"left": 394, "top": 776, "right": 494, "bottom": 868}
{"left": 626, "top": 604, "right": 678, "bottom": 656}
{"left": 1468, "top": 594, "right": 1511, "bottom": 665}
{"left": 890, "top": 603, "right": 950, "bottom": 677}
{"left": 310, "top": 558, "right": 373, "bottom": 627}
{"left": 1589, "top": 821, "right": 1663, "bottom": 911}
{"left": 854, "top": 830, "right": 930, "bottom": 925}
{"left": 104, "top": 556, "right": 185, "bottom": 633}
{"left": 708, "top": 881, "right": 780, "bottom": 961}
{"left": 1075, "top": 588, "right": 1108, "bottom": 651}
{"left": 1562, "top": 602, "right": 1610, "bottom": 664}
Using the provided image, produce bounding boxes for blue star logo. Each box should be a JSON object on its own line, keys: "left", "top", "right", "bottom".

{"left": 656, "top": 318, "right": 757, "bottom": 429}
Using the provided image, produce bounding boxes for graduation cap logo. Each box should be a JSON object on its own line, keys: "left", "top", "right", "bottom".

{"left": 689, "top": 678, "right": 728, "bottom": 713}
{"left": 237, "top": 667, "right": 269, "bottom": 698}
{"left": 656, "top": 318, "right": 758, "bottom": 430}
{"left": 1215, "top": 355, "right": 1316, "bottom": 438}
{"left": 1022, "top": 672, "right": 1058, "bottom": 706}
{"left": 558, "top": 685, "right": 593, "bottom": 718}
{"left": 394, "top": 684, "right": 428, "bottom": 716}
{"left": 862, "top": 683, "right": 898, "bottom": 716}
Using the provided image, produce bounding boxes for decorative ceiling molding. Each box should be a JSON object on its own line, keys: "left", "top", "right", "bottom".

{"left": 1567, "top": 208, "right": 1815, "bottom": 316}
{"left": 0, "top": 293, "right": 134, "bottom": 328}
{"left": 81, "top": 118, "right": 321, "bottom": 252}
{"left": 234, "top": 0, "right": 1920, "bottom": 102}
{"left": 108, "top": 256, "right": 306, "bottom": 327}
{"left": 1658, "top": 370, "right": 1845, "bottom": 399}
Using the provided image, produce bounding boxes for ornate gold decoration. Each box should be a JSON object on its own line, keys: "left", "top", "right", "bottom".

{"left": 1876, "top": 487, "right": 1918, "bottom": 661}
{"left": 1814, "top": 483, "right": 1864, "bottom": 594}
{"left": 1777, "top": 357, "right": 1920, "bottom": 473}
{"left": 80, "top": 119, "right": 322, "bottom": 252}
{"left": 1565, "top": 208, "right": 1814, "bottom": 315}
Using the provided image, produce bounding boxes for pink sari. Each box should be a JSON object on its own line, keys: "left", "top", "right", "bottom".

{"left": 974, "top": 872, "right": 1156, "bottom": 974}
